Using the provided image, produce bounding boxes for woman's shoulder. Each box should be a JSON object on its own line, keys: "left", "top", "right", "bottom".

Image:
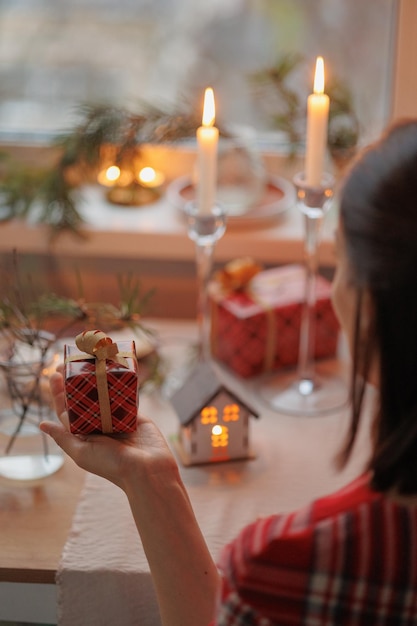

{"left": 312, "top": 471, "right": 417, "bottom": 521}
{"left": 217, "top": 473, "right": 417, "bottom": 624}
{"left": 219, "top": 473, "right": 380, "bottom": 570}
{"left": 311, "top": 471, "right": 379, "bottom": 522}
{"left": 237, "top": 474, "right": 375, "bottom": 536}
{"left": 220, "top": 471, "right": 417, "bottom": 576}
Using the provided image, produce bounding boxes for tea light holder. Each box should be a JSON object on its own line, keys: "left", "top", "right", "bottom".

{"left": 98, "top": 164, "right": 165, "bottom": 206}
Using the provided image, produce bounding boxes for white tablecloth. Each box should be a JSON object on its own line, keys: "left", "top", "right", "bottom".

{"left": 57, "top": 321, "right": 372, "bottom": 626}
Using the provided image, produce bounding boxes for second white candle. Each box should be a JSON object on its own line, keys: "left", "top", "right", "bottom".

{"left": 196, "top": 87, "right": 219, "bottom": 215}
{"left": 305, "top": 57, "right": 330, "bottom": 188}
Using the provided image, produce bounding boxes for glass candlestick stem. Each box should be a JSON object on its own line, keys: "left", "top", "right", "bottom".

{"left": 259, "top": 171, "right": 348, "bottom": 416}
{"left": 185, "top": 202, "right": 226, "bottom": 360}
{"left": 296, "top": 171, "right": 333, "bottom": 395}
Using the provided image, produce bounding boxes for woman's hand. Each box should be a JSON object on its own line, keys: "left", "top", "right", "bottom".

{"left": 40, "top": 371, "right": 178, "bottom": 493}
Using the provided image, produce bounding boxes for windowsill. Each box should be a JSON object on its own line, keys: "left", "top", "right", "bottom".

{"left": 0, "top": 149, "right": 339, "bottom": 318}
{"left": 0, "top": 179, "right": 338, "bottom": 268}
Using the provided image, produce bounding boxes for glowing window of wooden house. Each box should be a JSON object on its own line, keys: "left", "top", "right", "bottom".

{"left": 200, "top": 406, "right": 218, "bottom": 425}
{"left": 211, "top": 424, "right": 229, "bottom": 448}
{"left": 223, "top": 403, "right": 240, "bottom": 422}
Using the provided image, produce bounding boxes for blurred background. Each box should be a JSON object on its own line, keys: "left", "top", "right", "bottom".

{"left": 0, "top": 0, "right": 396, "bottom": 147}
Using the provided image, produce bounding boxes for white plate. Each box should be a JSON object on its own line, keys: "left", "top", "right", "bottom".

{"left": 166, "top": 174, "right": 295, "bottom": 228}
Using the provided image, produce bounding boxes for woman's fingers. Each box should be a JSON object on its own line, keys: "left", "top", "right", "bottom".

{"left": 49, "top": 371, "right": 72, "bottom": 429}
{"left": 40, "top": 420, "right": 115, "bottom": 477}
{"left": 39, "top": 420, "right": 86, "bottom": 461}
{"left": 50, "top": 371, "right": 66, "bottom": 414}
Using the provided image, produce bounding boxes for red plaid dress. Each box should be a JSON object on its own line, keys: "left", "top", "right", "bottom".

{"left": 214, "top": 474, "right": 417, "bottom": 625}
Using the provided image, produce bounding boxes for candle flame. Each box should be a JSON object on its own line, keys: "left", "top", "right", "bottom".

{"left": 137, "top": 166, "right": 165, "bottom": 188}
{"left": 313, "top": 56, "right": 325, "bottom": 95}
{"left": 202, "top": 87, "right": 215, "bottom": 127}
{"left": 138, "top": 166, "right": 156, "bottom": 184}
{"left": 97, "top": 164, "right": 121, "bottom": 186}
{"left": 105, "top": 165, "right": 121, "bottom": 182}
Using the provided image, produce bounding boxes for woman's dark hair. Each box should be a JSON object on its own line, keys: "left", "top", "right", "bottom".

{"left": 339, "top": 119, "right": 417, "bottom": 494}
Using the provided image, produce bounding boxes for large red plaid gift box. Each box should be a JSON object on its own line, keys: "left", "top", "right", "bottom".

{"left": 209, "top": 262, "right": 339, "bottom": 379}
{"left": 64, "top": 330, "right": 139, "bottom": 434}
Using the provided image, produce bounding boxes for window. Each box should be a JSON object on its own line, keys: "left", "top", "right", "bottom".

{"left": 0, "top": 0, "right": 403, "bottom": 147}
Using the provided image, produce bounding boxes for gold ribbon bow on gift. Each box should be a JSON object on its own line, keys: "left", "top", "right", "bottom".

{"left": 213, "top": 257, "right": 263, "bottom": 293}
{"left": 68, "top": 330, "right": 134, "bottom": 434}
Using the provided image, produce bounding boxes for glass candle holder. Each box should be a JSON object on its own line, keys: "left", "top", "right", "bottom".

{"left": 259, "top": 171, "right": 348, "bottom": 416}
{"left": 185, "top": 201, "right": 227, "bottom": 361}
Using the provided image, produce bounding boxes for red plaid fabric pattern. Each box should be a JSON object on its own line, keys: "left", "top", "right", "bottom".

{"left": 212, "top": 296, "right": 337, "bottom": 379}
{"left": 214, "top": 474, "right": 417, "bottom": 625}
{"left": 65, "top": 342, "right": 138, "bottom": 434}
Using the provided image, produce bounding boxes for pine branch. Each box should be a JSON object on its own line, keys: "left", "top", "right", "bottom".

{"left": 0, "top": 102, "right": 202, "bottom": 236}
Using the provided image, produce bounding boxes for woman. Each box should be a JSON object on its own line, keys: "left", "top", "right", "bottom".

{"left": 41, "top": 120, "right": 417, "bottom": 625}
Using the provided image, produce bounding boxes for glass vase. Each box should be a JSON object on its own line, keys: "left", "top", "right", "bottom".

{"left": 0, "top": 329, "right": 64, "bottom": 483}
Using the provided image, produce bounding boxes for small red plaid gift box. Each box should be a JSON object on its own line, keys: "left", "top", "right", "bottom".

{"left": 64, "top": 330, "right": 139, "bottom": 435}
{"left": 209, "top": 263, "right": 339, "bottom": 379}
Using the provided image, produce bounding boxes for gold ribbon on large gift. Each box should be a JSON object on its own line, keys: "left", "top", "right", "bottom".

{"left": 210, "top": 258, "right": 277, "bottom": 372}
{"left": 65, "top": 329, "right": 135, "bottom": 433}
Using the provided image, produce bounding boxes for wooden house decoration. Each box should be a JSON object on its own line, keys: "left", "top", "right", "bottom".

{"left": 170, "top": 361, "right": 259, "bottom": 466}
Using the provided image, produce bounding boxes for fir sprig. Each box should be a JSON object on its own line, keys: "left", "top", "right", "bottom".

{"left": 250, "top": 53, "right": 359, "bottom": 157}
{"left": 249, "top": 53, "right": 305, "bottom": 154}
{"left": 0, "top": 103, "right": 202, "bottom": 236}
{"left": 0, "top": 251, "right": 163, "bottom": 378}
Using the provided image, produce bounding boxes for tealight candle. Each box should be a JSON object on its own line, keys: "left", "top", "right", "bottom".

{"left": 196, "top": 87, "right": 219, "bottom": 215}
{"left": 97, "top": 165, "right": 121, "bottom": 187}
{"left": 305, "top": 56, "right": 330, "bottom": 187}
{"left": 137, "top": 167, "right": 165, "bottom": 189}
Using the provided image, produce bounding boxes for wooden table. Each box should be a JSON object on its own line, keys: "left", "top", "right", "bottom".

{"left": 0, "top": 458, "right": 85, "bottom": 623}
{"left": 0, "top": 320, "right": 365, "bottom": 625}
